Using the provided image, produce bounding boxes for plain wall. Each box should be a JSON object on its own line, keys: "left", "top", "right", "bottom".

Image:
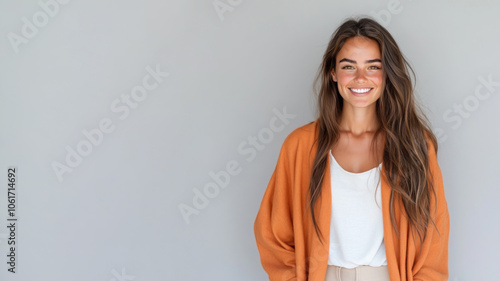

{"left": 0, "top": 0, "right": 499, "bottom": 280}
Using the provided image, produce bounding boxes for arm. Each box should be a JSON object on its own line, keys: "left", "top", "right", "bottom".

{"left": 254, "top": 143, "right": 297, "bottom": 281}
{"left": 413, "top": 142, "right": 450, "bottom": 281}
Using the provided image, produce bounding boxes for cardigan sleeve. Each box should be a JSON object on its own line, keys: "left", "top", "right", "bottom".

{"left": 254, "top": 141, "right": 297, "bottom": 281}
{"left": 413, "top": 141, "right": 450, "bottom": 281}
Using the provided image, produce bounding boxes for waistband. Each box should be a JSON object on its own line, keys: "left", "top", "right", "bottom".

{"left": 325, "top": 264, "right": 390, "bottom": 281}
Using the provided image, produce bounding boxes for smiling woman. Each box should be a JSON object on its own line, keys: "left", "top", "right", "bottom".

{"left": 254, "top": 17, "right": 450, "bottom": 281}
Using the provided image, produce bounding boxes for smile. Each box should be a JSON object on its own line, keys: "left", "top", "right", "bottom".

{"left": 349, "top": 87, "right": 373, "bottom": 94}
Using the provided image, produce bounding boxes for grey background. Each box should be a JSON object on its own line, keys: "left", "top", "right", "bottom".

{"left": 0, "top": 0, "right": 499, "bottom": 280}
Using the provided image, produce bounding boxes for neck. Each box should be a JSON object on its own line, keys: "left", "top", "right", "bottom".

{"left": 339, "top": 105, "right": 379, "bottom": 135}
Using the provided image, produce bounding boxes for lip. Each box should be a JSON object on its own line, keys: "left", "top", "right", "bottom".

{"left": 348, "top": 87, "right": 373, "bottom": 96}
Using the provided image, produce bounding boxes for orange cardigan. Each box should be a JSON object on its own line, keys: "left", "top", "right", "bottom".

{"left": 254, "top": 120, "right": 450, "bottom": 281}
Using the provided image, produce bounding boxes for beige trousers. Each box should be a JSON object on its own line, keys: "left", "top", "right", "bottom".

{"left": 324, "top": 265, "right": 390, "bottom": 281}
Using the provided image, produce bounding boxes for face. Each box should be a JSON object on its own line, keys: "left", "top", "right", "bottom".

{"left": 331, "top": 36, "right": 385, "bottom": 111}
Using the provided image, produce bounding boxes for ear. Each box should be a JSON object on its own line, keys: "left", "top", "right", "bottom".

{"left": 330, "top": 69, "right": 337, "bottom": 82}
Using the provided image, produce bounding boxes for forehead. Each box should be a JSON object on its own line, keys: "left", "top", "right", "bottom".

{"left": 337, "top": 36, "right": 381, "bottom": 62}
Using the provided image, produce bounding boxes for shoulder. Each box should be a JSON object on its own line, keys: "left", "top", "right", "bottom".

{"left": 274, "top": 120, "right": 318, "bottom": 172}
{"left": 281, "top": 119, "right": 318, "bottom": 151}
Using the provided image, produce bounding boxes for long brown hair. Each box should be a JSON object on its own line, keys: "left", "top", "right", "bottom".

{"left": 308, "top": 17, "right": 439, "bottom": 250}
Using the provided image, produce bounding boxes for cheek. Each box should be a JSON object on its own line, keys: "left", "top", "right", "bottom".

{"left": 366, "top": 72, "right": 384, "bottom": 85}
{"left": 336, "top": 72, "right": 355, "bottom": 86}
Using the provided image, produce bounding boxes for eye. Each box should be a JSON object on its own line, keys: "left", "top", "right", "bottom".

{"left": 369, "top": 65, "right": 382, "bottom": 70}
{"left": 341, "top": 65, "right": 354, "bottom": 69}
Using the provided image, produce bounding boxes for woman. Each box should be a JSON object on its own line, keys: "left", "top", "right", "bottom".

{"left": 253, "top": 17, "right": 450, "bottom": 281}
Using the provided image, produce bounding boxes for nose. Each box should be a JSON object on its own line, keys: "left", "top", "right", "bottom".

{"left": 354, "top": 69, "right": 368, "bottom": 82}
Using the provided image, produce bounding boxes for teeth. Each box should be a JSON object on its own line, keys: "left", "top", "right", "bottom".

{"left": 350, "top": 88, "right": 371, "bottom": 93}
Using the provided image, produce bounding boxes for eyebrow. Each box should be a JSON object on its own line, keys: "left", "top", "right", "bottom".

{"left": 339, "top": 58, "right": 382, "bottom": 64}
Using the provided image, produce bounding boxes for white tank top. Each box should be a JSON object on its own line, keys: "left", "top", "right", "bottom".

{"left": 328, "top": 150, "right": 388, "bottom": 268}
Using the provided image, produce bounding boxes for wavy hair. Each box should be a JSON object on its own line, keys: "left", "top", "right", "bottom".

{"left": 308, "top": 17, "right": 438, "bottom": 250}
